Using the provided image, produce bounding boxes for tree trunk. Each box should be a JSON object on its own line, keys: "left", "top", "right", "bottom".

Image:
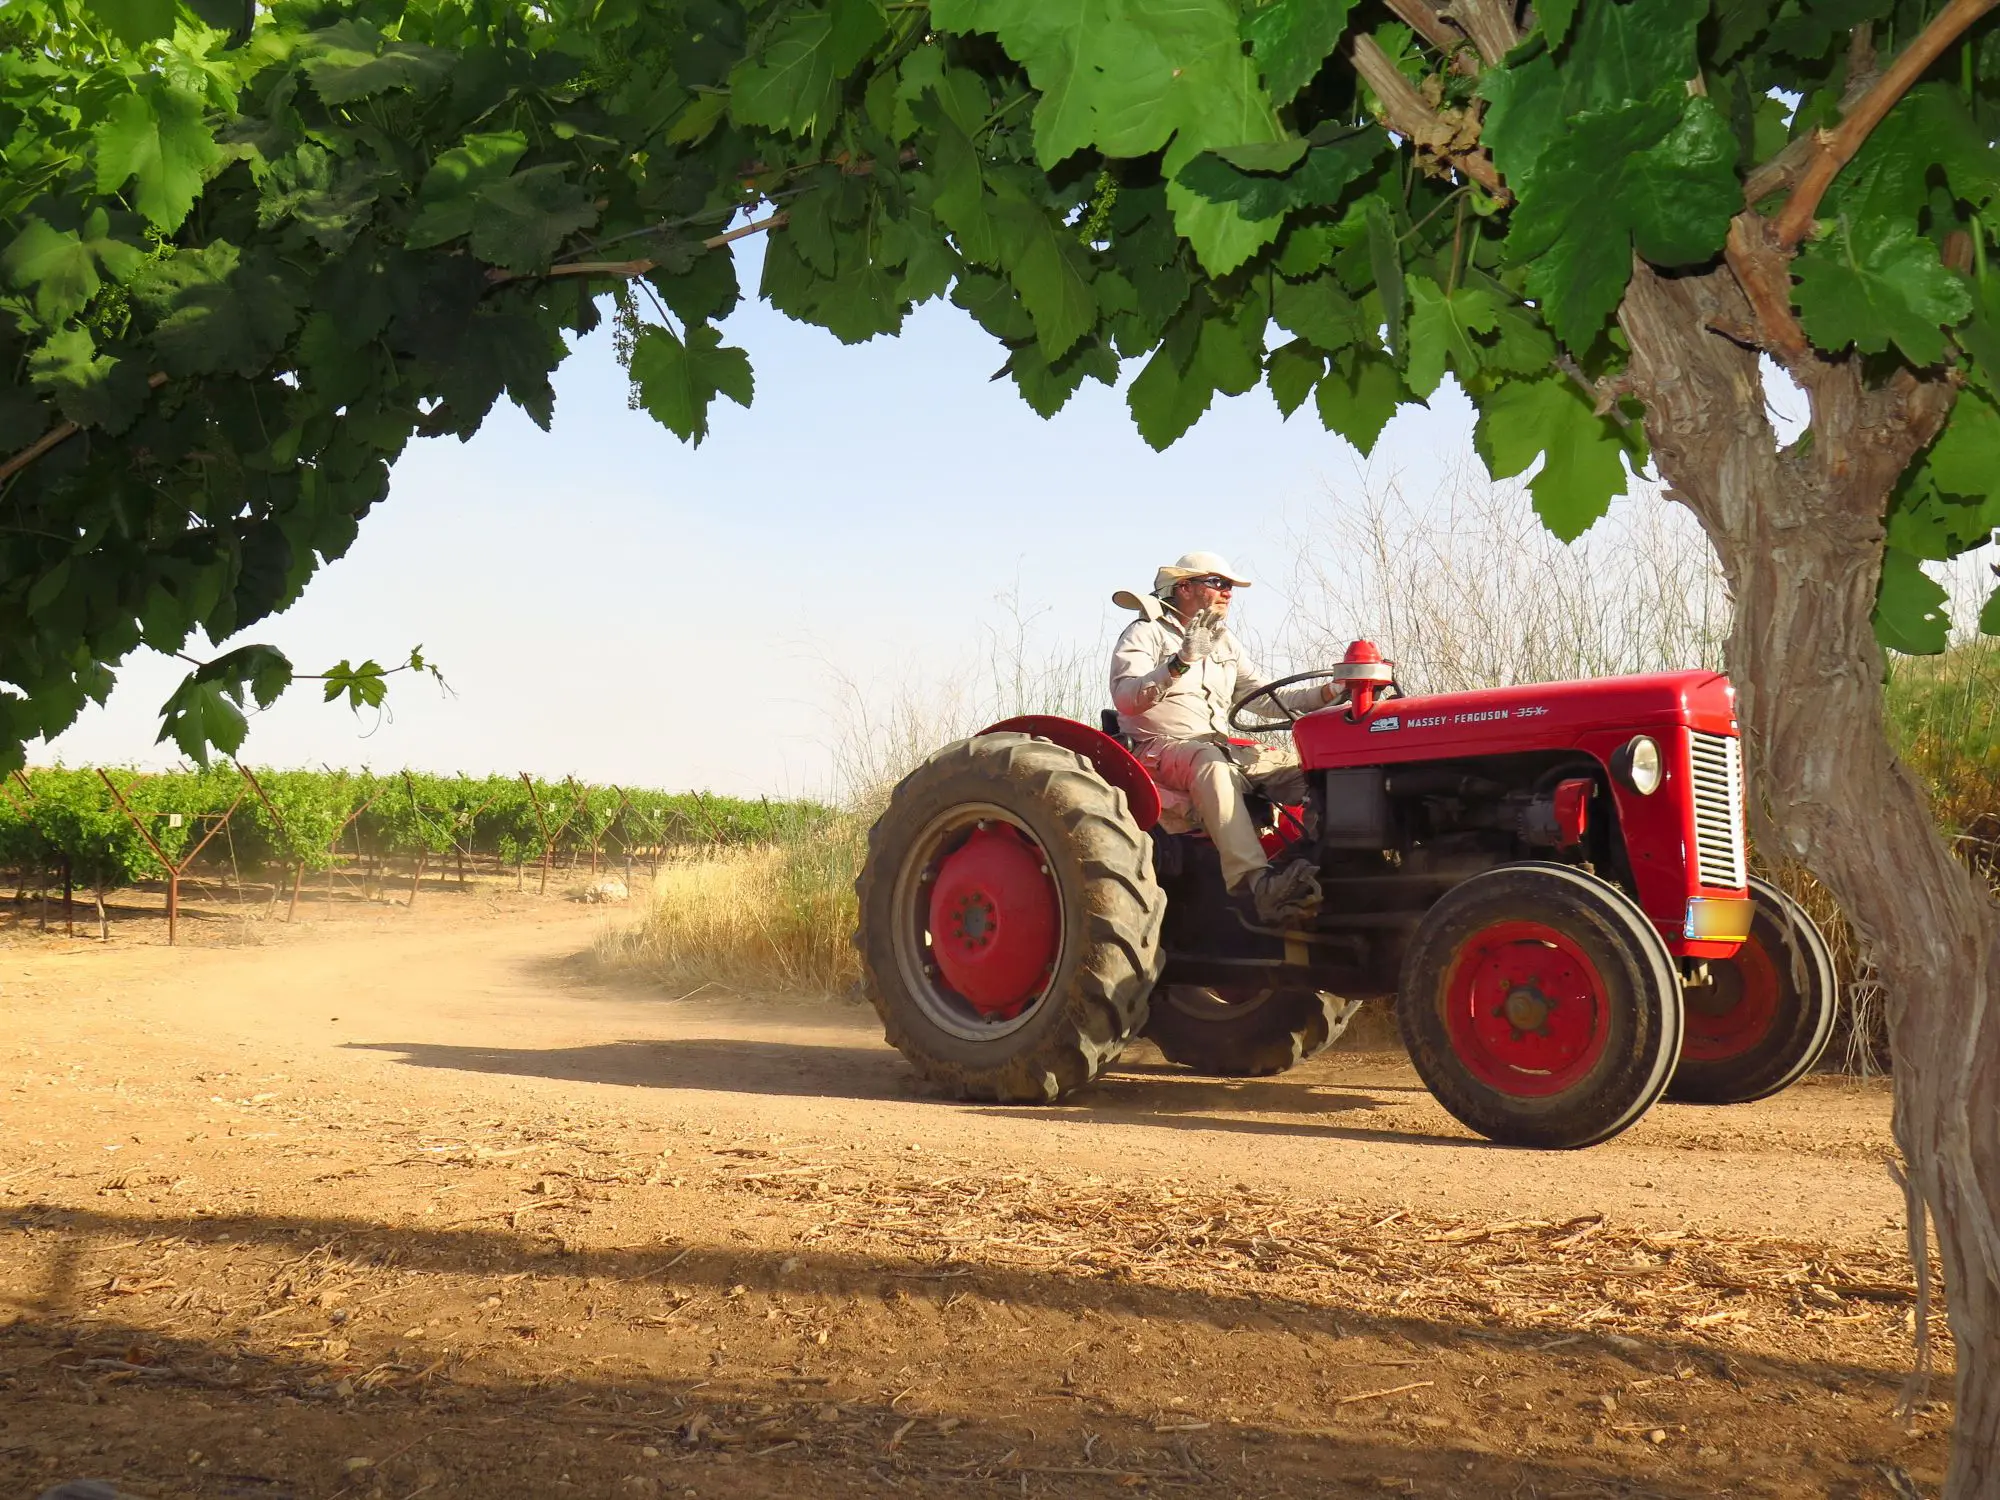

{"left": 1621, "top": 254, "right": 1999, "bottom": 1494}
{"left": 94, "top": 886, "right": 106, "bottom": 942}
{"left": 63, "top": 857, "right": 72, "bottom": 936}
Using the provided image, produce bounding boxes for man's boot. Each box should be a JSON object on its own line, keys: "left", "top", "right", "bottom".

{"left": 1249, "top": 858, "right": 1322, "bottom": 924}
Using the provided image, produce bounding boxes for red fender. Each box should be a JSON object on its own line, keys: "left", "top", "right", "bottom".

{"left": 980, "top": 715, "right": 1163, "bottom": 832}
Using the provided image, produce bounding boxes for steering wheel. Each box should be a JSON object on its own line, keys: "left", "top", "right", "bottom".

{"left": 1229, "top": 669, "right": 1355, "bottom": 732}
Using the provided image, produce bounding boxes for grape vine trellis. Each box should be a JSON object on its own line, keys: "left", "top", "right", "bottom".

{"left": 8, "top": 0, "right": 2000, "bottom": 1488}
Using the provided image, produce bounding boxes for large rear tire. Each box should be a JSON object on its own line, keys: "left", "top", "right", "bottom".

{"left": 1144, "top": 985, "right": 1356, "bottom": 1077}
{"left": 1397, "top": 863, "right": 1683, "bottom": 1149}
{"left": 1667, "top": 876, "right": 1838, "bottom": 1104}
{"left": 855, "top": 732, "right": 1165, "bottom": 1102}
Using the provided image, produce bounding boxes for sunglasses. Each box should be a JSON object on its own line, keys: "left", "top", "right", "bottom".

{"left": 1187, "top": 575, "right": 1236, "bottom": 591}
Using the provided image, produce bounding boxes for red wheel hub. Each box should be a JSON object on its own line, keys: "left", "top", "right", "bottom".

{"left": 1681, "top": 935, "right": 1780, "bottom": 1061}
{"left": 927, "top": 824, "right": 1059, "bottom": 1019}
{"left": 1443, "top": 921, "right": 1611, "bottom": 1097}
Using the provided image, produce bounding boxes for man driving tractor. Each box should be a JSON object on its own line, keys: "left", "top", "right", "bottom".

{"left": 1110, "top": 551, "right": 1343, "bottom": 925}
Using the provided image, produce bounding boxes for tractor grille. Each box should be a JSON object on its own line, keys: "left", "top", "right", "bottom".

{"left": 1688, "top": 730, "right": 1748, "bottom": 890}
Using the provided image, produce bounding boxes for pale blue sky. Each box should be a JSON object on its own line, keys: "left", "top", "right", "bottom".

{"left": 46, "top": 234, "right": 1502, "bottom": 794}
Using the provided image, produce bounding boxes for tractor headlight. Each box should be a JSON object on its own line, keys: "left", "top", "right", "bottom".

{"left": 1612, "top": 736, "right": 1663, "bottom": 795}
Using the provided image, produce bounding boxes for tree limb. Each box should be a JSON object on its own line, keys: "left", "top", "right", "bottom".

{"left": 1773, "top": 0, "right": 1999, "bottom": 247}
{"left": 487, "top": 212, "right": 789, "bottom": 286}
{"left": 1723, "top": 212, "right": 1812, "bottom": 368}
{"left": 1350, "top": 34, "right": 1510, "bottom": 203}
{"left": 1385, "top": 0, "right": 1474, "bottom": 62}
{"left": 0, "top": 373, "right": 169, "bottom": 488}
{"left": 1743, "top": 35, "right": 1884, "bottom": 204}
{"left": 1438, "top": 0, "right": 1520, "bottom": 65}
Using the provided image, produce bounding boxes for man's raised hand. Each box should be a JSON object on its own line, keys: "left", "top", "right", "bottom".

{"left": 1178, "top": 608, "right": 1222, "bottom": 665}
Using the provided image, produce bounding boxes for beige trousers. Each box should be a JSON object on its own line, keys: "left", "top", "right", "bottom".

{"left": 1146, "top": 738, "right": 1308, "bottom": 891}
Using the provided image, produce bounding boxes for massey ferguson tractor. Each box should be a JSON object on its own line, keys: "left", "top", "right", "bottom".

{"left": 853, "top": 645, "right": 1839, "bottom": 1149}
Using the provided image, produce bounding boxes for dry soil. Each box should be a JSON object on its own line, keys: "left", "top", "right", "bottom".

{"left": 0, "top": 881, "right": 1952, "bottom": 1500}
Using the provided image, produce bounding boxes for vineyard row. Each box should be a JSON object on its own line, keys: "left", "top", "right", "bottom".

{"left": 1, "top": 766, "right": 830, "bottom": 940}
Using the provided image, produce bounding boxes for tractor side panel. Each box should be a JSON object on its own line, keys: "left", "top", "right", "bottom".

{"left": 1293, "top": 669, "right": 1737, "bottom": 771}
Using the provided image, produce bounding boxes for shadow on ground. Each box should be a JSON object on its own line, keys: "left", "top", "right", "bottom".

{"left": 347, "top": 1035, "right": 1494, "bottom": 1150}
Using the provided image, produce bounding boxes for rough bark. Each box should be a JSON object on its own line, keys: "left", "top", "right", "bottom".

{"left": 1618, "top": 252, "right": 2000, "bottom": 1497}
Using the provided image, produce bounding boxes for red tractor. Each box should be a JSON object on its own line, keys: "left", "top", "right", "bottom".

{"left": 852, "top": 645, "right": 1838, "bottom": 1149}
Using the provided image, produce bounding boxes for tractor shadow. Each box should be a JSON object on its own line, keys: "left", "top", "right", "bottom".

{"left": 345, "top": 1036, "right": 1471, "bottom": 1146}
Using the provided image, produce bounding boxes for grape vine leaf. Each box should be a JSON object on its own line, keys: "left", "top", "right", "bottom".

{"left": 629, "top": 323, "right": 754, "bottom": 445}
{"left": 1405, "top": 275, "right": 1498, "bottom": 399}
{"left": 930, "top": 0, "right": 1286, "bottom": 272}
{"left": 321, "top": 658, "right": 391, "bottom": 710}
{"left": 1928, "top": 389, "right": 2000, "bottom": 500}
{"left": 1314, "top": 346, "right": 1404, "bottom": 456}
{"left": 1872, "top": 547, "right": 1951, "bottom": 655}
{"left": 1793, "top": 216, "right": 1973, "bottom": 366}
{"left": 92, "top": 80, "right": 221, "bottom": 233}
{"left": 468, "top": 164, "right": 599, "bottom": 272}
{"left": 1982, "top": 585, "right": 2000, "bottom": 637}
{"left": 300, "top": 19, "right": 453, "bottom": 104}
{"left": 1538, "top": 0, "right": 1581, "bottom": 46}
{"left": 1474, "top": 375, "right": 1634, "bottom": 540}
{"left": 1240, "top": 0, "right": 1359, "bottom": 107}
{"left": 130, "top": 244, "right": 305, "bottom": 379}
{"left": 405, "top": 133, "right": 529, "bottom": 249}
{"left": 990, "top": 189, "right": 1097, "bottom": 357}
{"left": 1127, "top": 307, "right": 1261, "bottom": 449}
{"left": 1828, "top": 85, "right": 2000, "bottom": 226}
{"left": 26, "top": 328, "right": 153, "bottom": 433}
{"left": 85, "top": 0, "right": 178, "bottom": 46}
{"left": 1177, "top": 128, "right": 1388, "bottom": 220}
{"left": 1, "top": 210, "right": 147, "bottom": 326}
{"left": 156, "top": 643, "right": 298, "bottom": 764}
{"left": 999, "top": 336, "right": 1119, "bottom": 417}
{"left": 729, "top": 0, "right": 888, "bottom": 138}
{"left": 1478, "top": 0, "right": 1706, "bottom": 190}
{"left": 157, "top": 678, "right": 251, "bottom": 763}
{"left": 1272, "top": 271, "right": 1366, "bottom": 351}
{"left": 1506, "top": 92, "right": 1738, "bottom": 350}
{"left": 1265, "top": 338, "right": 1324, "bottom": 417}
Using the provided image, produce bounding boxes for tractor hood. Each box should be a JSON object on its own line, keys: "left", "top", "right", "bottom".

{"left": 1294, "top": 669, "right": 1738, "bottom": 771}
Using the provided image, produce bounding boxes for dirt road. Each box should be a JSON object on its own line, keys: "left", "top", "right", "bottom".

{"left": 1, "top": 891, "right": 1947, "bottom": 1499}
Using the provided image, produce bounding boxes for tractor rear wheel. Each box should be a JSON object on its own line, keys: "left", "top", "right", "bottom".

{"left": 855, "top": 732, "right": 1165, "bottom": 1103}
{"left": 1144, "top": 985, "right": 1356, "bottom": 1077}
{"left": 1667, "top": 877, "right": 1838, "bottom": 1104}
{"left": 1397, "top": 863, "right": 1682, "bottom": 1149}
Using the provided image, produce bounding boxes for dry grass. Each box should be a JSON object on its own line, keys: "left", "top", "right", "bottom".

{"left": 1282, "top": 457, "right": 1729, "bottom": 689}
{"left": 598, "top": 829, "right": 865, "bottom": 998}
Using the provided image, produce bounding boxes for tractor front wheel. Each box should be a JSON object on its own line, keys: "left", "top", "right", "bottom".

{"left": 1397, "top": 863, "right": 1683, "bottom": 1149}
{"left": 1667, "top": 877, "right": 1838, "bottom": 1104}
{"left": 855, "top": 732, "right": 1165, "bottom": 1103}
{"left": 1143, "top": 985, "right": 1357, "bottom": 1077}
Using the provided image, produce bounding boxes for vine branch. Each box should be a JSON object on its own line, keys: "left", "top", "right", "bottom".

{"left": 1772, "top": 0, "right": 1999, "bottom": 247}
{"left": 485, "top": 212, "right": 789, "bottom": 287}
{"left": 0, "top": 373, "right": 168, "bottom": 488}
{"left": 1350, "top": 34, "right": 1510, "bottom": 203}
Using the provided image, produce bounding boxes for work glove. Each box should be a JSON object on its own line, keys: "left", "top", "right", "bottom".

{"left": 1177, "top": 608, "right": 1222, "bottom": 665}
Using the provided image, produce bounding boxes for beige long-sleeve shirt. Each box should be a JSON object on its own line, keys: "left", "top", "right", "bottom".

{"left": 1109, "top": 602, "right": 1327, "bottom": 745}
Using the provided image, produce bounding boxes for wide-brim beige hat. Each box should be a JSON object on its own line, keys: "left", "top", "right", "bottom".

{"left": 1151, "top": 551, "right": 1253, "bottom": 595}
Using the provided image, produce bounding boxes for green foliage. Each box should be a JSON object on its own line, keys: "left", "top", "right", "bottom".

{"left": 0, "top": 761, "right": 831, "bottom": 894}
{"left": 7, "top": 0, "right": 2000, "bottom": 780}
{"left": 1793, "top": 216, "right": 1973, "bottom": 364}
